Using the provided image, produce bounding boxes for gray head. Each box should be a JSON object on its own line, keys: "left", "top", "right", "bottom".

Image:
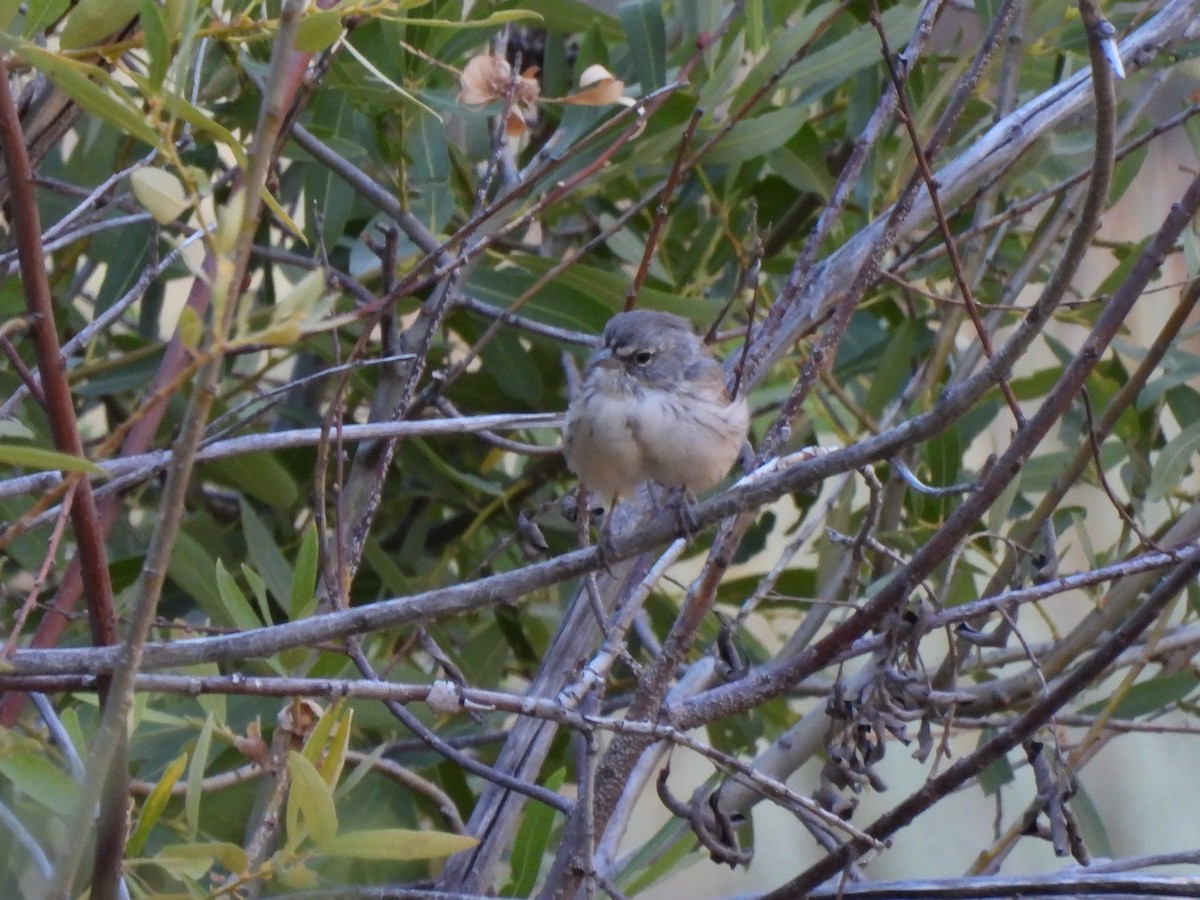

{"left": 593, "top": 310, "right": 707, "bottom": 388}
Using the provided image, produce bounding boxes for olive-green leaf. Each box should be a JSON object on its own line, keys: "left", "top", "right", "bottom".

{"left": 214, "top": 559, "right": 262, "bottom": 632}
{"left": 287, "top": 750, "right": 338, "bottom": 848}
{"left": 0, "top": 751, "right": 80, "bottom": 813}
{"left": 138, "top": 0, "right": 171, "bottom": 90}
{"left": 128, "top": 752, "right": 188, "bottom": 856}
{"left": 177, "top": 304, "right": 203, "bottom": 351}
{"left": 319, "top": 828, "right": 478, "bottom": 861}
{"left": 1147, "top": 420, "right": 1200, "bottom": 502}
{"left": 502, "top": 768, "right": 564, "bottom": 896}
{"left": 239, "top": 498, "right": 292, "bottom": 613}
{"left": 0, "top": 444, "right": 108, "bottom": 478}
{"left": 159, "top": 841, "right": 249, "bottom": 874}
{"left": 185, "top": 711, "right": 215, "bottom": 840}
{"left": 1080, "top": 671, "right": 1199, "bottom": 719}
{"left": 0, "top": 0, "right": 22, "bottom": 30}
{"left": 205, "top": 451, "right": 299, "bottom": 509}
{"left": 295, "top": 9, "right": 342, "bottom": 52}
{"left": 318, "top": 707, "right": 352, "bottom": 789}
{"left": 130, "top": 167, "right": 192, "bottom": 224}
{"left": 7, "top": 41, "right": 159, "bottom": 147}
{"left": 619, "top": 0, "right": 666, "bottom": 90}
{"left": 59, "top": 0, "right": 139, "bottom": 49}
{"left": 290, "top": 521, "right": 319, "bottom": 620}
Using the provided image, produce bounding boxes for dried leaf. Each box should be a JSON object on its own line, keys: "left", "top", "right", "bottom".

{"left": 560, "top": 77, "right": 627, "bottom": 106}
{"left": 458, "top": 53, "right": 540, "bottom": 134}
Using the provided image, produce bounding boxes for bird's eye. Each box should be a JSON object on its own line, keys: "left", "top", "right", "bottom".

{"left": 634, "top": 350, "right": 653, "bottom": 365}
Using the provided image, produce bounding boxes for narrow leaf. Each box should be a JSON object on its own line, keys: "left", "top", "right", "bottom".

{"left": 619, "top": 0, "right": 666, "bottom": 90}
{"left": 0, "top": 752, "right": 80, "bottom": 813}
{"left": 130, "top": 167, "right": 192, "bottom": 223}
{"left": 59, "top": 0, "right": 140, "bottom": 48}
{"left": 300, "top": 700, "right": 342, "bottom": 768}
{"left": 214, "top": 559, "right": 262, "bottom": 631}
{"left": 138, "top": 0, "right": 171, "bottom": 89}
{"left": 319, "top": 828, "right": 478, "bottom": 861}
{"left": 1147, "top": 420, "right": 1200, "bottom": 501}
{"left": 290, "top": 521, "right": 319, "bottom": 619}
{"left": 0, "top": 444, "right": 108, "bottom": 478}
{"left": 318, "top": 707, "right": 353, "bottom": 789}
{"left": 9, "top": 41, "right": 159, "bottom": 146}
{"left": 128, "top": 752, "right": 188, "bottom": 855}
{"left": 502, "top": 769, "right": 564, "bottom": 896}
{"left": 287, "top": 750, "right": 338, "bottom": 848}
{"left": 295, "top": 9, "right": 342, "bottom": 51}
{"left": 185, "top": 712, "right": 215, "bottom": 840}
{"left": 158, "top": 840, "right": 249, "bottom": 873}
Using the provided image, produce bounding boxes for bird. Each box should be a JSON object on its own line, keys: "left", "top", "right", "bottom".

{"left": 563, "top": 309, "right": 750, "bottom": 505}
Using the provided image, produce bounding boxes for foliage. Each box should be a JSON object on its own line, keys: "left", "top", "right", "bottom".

{"left": 1, "top": 0, "right": 1199, "bottom": 897}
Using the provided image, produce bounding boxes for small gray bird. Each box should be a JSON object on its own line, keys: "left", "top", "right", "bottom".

{"left": 563, "top": 310, "right": 750, "bottom": 501}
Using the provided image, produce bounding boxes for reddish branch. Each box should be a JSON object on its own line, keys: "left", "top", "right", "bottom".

{"left": 0, "top": 48, "right": 123, "bottom": 897}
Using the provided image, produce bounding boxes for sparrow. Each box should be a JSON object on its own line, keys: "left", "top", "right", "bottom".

{"left": 563, "top": 309, "right": 749, "bottom": 502}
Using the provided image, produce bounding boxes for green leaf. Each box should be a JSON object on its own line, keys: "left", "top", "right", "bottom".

{"left": 290, "top": 521, "right": 319, "bottom": 620}
{"left": 619, "top": 0, "right": 666, "bottom": 90}
{"left": 394, "top": 9, "right": 541, "bottom": 28}
{"left": 863, "top": 319, "right": 917, "bottom": 418}
{"left": 319, "top": 827, "right": 478, "bottom": 861}
{"left": 0, "top": 444, "right": 109, "bottom": 478}
{"left": 484, "top": 329, "right": 544, "bottom": 406}
{"left": 130, "top": 167, "right": 192, "bottom": 223}
{"left": 129, "top": 752, "right": 188, "bottom": 855}
{"left": 501, "top": 769, "right": 564, "bottom": 896}
{"left": 743, "top": 0, "right": 765, "bottom": 52}
{"left": 239, "top": 498, "right": 293, "bottom": 613}
{"left": 0, "top": 750, "right": 80, "bottom": 813}
{"left": 300, "top": 700, "right": 344, "bottom": 769}
{"left": 706, "top": 105, "right": 814, "bottom": 165}
{"left": 1080, "top": 671, "right": 1199, "bottom": 719}
{"left": 138, "top": 0, "right": 171, "bottom": 90}
{"left": 0, "top": 0, "right": 23, "bottom": 30}
{"left": 303, "top": 92, "right": 363, "bottom": 244}
{"left": 318, "top": 707, "right": 352, "bottom": 788}
{"left": 205, "top": 451, "right": 299, "bottom": 509}
{"left": 737, "top": 5, "right": 919, "bottom": 107}
{"left": 287, "top": 750, "right": 339, "bottom": 848}
{"left": 59, "top": 0, "right": 139, "bottom": 48}
{"left": 278, "top": 860, "right": 318, "bottom": 888}
{"left": 978, "top": 728, "right": 1014, "bottom": 795}
{"left": 214, "top": 559, "right": 262, "bottom": 631}
{"left": 295, "top": 8, "right": 342, "bottom": 52}
{"left": 7, "top": 41, "right": 159, "bottom": 146}
{"left": 185, "top": 711, "right": 215, "bottom": 840}
{"left": 158, "top": 840, "right": 248, "bottom": 874}
{"left": 241, "top": 563, "right": 274, "bottom": 628}
{"left": 499, "top": 0, "right": 620, "bottom": 39}
{"left": 127, "top": 70, "right": 306, "bottom": 241}
{"left": 409, "top": 106, "right": 450, "bottom": 185}
{"left": 333, "top": 743, "right": 385, "bottom": 802}
{"left": 19, "top": 0, "right": 71, "bottom": 35}
{"left": 923, "top": 424, "right": 961, "bottom": 494}
{"left": 1067, "top": 782, "right": 1114, "bottom": 859}
{"left": 1147, "top": 420, "right": 1200, "bottom": 502}
{"left": 177, "top": 304, "right": 203, "bottom": 351}
{"left": 617, "top": 814, "right": 697, "bottom": 894}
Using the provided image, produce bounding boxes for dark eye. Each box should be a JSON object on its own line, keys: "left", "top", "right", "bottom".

{"left": 634, "top": 350, "right": 653, "bottom": 365}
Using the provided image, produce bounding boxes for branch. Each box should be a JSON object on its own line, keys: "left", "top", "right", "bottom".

{"left": 45, "top": 2, "right": 308, "bottom": 892}
{"left": 0, "top": 40, "right": 123, "bottom": 899}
